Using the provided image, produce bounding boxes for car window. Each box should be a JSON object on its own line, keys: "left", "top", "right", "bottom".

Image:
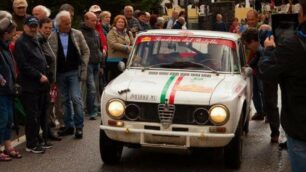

{"left": 130, "top": 36, "right": 239, "bottom": 72}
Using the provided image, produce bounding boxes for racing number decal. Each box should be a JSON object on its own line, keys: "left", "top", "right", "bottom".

{"left": 160, "top": 75, "right": 184, "bottom": 104}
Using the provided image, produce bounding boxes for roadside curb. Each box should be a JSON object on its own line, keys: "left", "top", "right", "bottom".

{"left": 0, "top": 135, "right": 26, "bottom": 151}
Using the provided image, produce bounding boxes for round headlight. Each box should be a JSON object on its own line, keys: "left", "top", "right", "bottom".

{"left": 106, "top": 99, "right": 125, "bottom": 119}
{"left": 209, "top": 105, "right": 229, "bottom": 125}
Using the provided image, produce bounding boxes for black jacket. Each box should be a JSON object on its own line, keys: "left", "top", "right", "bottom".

{"left": 102, "top": 24, "right": 110, "bottom": 36}
{"left": 38, "top": 34, "right": 56, "bottom": 83}
{"left": 80, "top": 23, "right": 103, "bottom": 64}
{"left": 0, "top": 41, "right": 16, "bottom": 96}
{"left": 213, "top": 22, "right": 227, "bottom": 32}
{"left": 14, "top": 33, "right": 48, "bottom": 93}
{"left": 139, "top": 21, "right": 151, "bottom": 31}
{"left": 172, "top": 21, "right": 183, "bottom": 29}
{"left": 56, "top": 32, "right": 81, "bottom": 74}
{"left": 258, "top": 21, "right": 306, "bottom": 141}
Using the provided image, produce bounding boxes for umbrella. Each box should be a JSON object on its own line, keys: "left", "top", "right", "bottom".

{"left": 13, "top": 97, "right": 26, "bottom": 137}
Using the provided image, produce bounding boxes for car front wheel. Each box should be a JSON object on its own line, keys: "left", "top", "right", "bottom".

{"left": 99, "top": 130, "right": 123, "bottom": 165}
{"left": 224, "top": 116, "right": 243, "bottom": 169}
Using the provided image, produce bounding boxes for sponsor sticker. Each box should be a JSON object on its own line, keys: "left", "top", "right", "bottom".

{"left": 135, "top": 36, "right": 236, "bottom": 49}
{"left": 234, "top": 84, "right": 243, "bottom": 94}
{"left": 130, "top": 94, "right": 157, "bottom": 101}
{"left": 175, "top": 84, "right": 213, "bottom": 93}
{"left": 140, "top": 37, "right": 151, "bottom": 43}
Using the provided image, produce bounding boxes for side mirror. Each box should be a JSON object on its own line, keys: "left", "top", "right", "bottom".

{"left": 241, "top": 66, "right": 253, "bottom": 78}
{"left": 118, "top": 61, "right": 126, "bottom": 72}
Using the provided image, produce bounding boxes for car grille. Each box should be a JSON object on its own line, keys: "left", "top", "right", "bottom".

{"left": 123, "top": 102, "right": 212, "bottom": 125}
{"left": 158, "top": 104, "right": 175, "bottom": 127}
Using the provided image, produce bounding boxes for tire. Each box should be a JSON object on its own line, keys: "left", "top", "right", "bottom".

{"left": 224, "top": 116, "right": 243, "bottom": 169}
{"left": 99, "top": 130, "right": 123, "bottom": 165}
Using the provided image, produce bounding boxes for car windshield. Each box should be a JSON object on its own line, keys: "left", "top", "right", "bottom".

{"left": 129, "top": 35, "right": 239, "bottom": 72}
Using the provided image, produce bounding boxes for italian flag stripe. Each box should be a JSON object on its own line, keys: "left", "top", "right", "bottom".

{"left": 169, "top": 76, "right": 184, "bottom": 104}
{"left": 160, "top": 75, "right": 176, "bottom": 104}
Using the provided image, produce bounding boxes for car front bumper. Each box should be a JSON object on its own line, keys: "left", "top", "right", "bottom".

{"left": 100, "top": 122, "right": 234, "bottom": 149}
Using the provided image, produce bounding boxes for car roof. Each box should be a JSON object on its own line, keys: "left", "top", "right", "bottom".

{"left": 137, "top": 29, "right": 241, "bottom": 41}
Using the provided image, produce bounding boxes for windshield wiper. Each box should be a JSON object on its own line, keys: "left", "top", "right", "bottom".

{"left": 168, "top": 61, "right": 219, "bottom": 75}
{"left": 141, "top": 61, "right": 219, "bottom": 75}
{"left": 141, "top": 63, "right": 173, "bottom": 72}
{"left": 191, "top": 61, "right": 219, "bottom": 74}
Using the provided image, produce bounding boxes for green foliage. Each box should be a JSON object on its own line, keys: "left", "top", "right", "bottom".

{"left": 0, "top": 0, "right": 163, "bottom": 17}
{"left": 100, "top": 0, "right": 163, "bottom": 16}
{"left": 1, "top": 0, "right": 163, "bottom": 28}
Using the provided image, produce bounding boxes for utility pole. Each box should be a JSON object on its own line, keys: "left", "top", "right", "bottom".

{"left": 184, "top": 0, "right": 189, "bottom": 26}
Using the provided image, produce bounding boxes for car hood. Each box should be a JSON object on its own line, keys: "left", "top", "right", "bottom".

{"left": 109, "top": 70, "right": 226, "bottom": 105}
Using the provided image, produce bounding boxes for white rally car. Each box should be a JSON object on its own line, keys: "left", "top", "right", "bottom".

{"left": 100, "top": 30, "right": 253, "bottom": 169}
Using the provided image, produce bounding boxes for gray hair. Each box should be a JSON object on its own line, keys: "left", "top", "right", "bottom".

{"left": 33, "top": 5, "right": 51, "bottom": 17}
{"left": 157, "top": 16, "right": 164, "bottom": 23}
{"left": 124, "top": 5, "right": 134, "bottom": 12}
{"left": 55, "top": 10, "right": 71, "bottom": 27}
{"left": 0, "top": 10, "right": 12, "bottom": 20}
{"left": 145, "top": 12, "right": 150, "bottom": 17}
{"left": 101, "top": 11, "right": 111, "bottom": 19}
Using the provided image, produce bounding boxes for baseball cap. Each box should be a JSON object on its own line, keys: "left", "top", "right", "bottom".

{"left": 13, "top": 0, "right": 28, "bottom": 8}
{"left": 24, "top": 16, "right": 39, "bottom": 26}
{"left": 89, "top": 5, "right": 102, "bottom": 13}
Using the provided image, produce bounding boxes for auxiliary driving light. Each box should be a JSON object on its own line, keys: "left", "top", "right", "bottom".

{"left": 193, "top": 108, "right": 209, "bottom": 124}
{"left": 125, "top": 104, "right": 141, "bottom": 121}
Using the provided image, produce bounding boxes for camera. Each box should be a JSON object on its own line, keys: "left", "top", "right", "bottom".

{"left": 271, "top": 13, "right": 299, "bottom": 45}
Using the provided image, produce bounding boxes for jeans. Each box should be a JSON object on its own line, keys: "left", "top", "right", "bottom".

{"left": 262, "top": 81, "right": 279, "bottom": 137}
{"left": 287, "top": 135, "right": 306, "bottom": 172}
{"left": 21, "top": 92, "right": 48, "bottom": 148}
{"left": 86, "top": 64, "right": 99, "bottom": 117}
{"left": 253, "top": 75, "right": 263, "bottom": 114}
{"left": 0, "top": 96, "right": 13, "bottom": 145}
{"left": 57, "top": 71, "right": 84, "bottom": 128}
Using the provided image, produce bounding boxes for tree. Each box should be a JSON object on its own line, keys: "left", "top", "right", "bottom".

{"left": 96, "top": 0, "right": 163, "bottom": 16}
{"left": 1, "top": 0, "right": 163, "bottom": 16}
{"left": 1, "top": 0, "right": 163, "bottom": 28}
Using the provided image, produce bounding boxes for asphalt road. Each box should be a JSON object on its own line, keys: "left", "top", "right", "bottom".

{"left": 0, "top": 114, "right": 291, "bottom": 172}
